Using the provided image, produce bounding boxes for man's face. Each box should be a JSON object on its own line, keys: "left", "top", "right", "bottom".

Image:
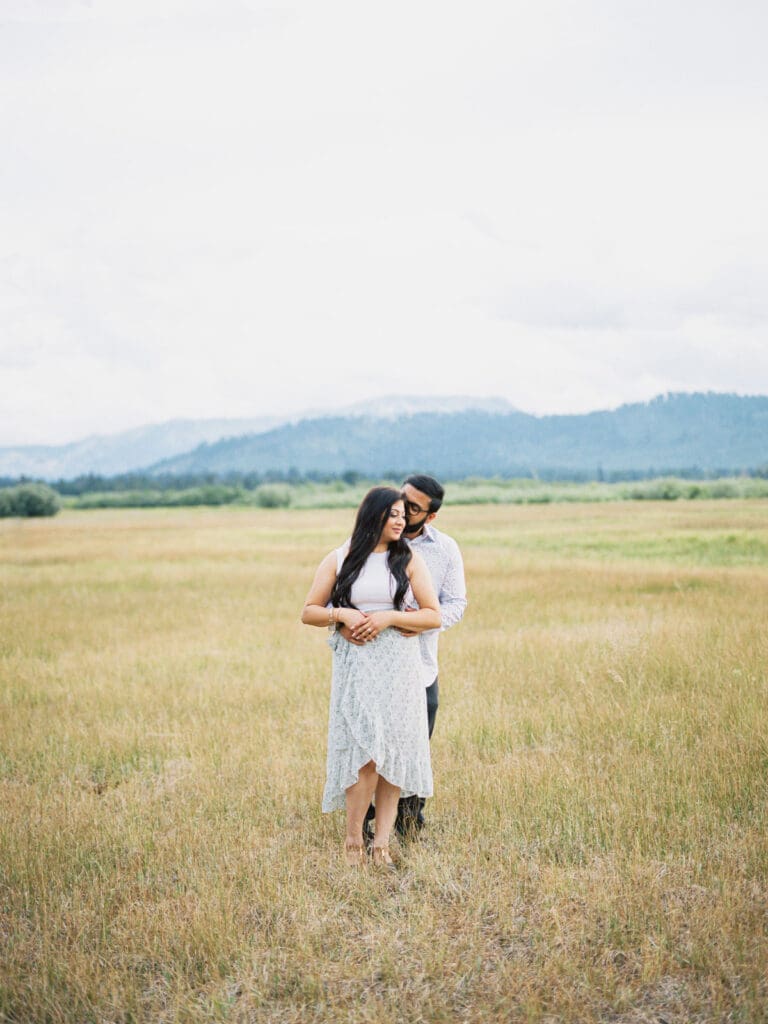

{"left": 402, "top": 483, "right": 435, "bottom": 536}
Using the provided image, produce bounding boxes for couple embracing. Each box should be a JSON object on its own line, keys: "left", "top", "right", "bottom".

{"left": 301, "top": 475, "right": 466, "bottom": 869}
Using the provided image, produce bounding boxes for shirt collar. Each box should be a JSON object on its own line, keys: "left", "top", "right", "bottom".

{"left": 409, "top": 523, "right": 437, "bottom": 543}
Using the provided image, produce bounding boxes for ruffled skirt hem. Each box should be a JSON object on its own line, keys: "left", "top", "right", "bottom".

{"left": 322, "top": 627, "right": 433, "bottom": 813}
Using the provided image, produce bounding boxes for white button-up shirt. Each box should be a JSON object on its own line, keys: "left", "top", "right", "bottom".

{"left": 407, "top": 523, "right": 467, "bottom": 684}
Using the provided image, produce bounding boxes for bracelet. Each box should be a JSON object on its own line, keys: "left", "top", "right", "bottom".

{"left": 328, "top": 607, "right": 337, "bottom": 625}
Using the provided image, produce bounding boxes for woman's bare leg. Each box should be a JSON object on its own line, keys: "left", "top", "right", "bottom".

{"left": 372, "top": 776, "right": 400, "bottom": 849}
{"left": 345, "top": 761, "right": 379, "bottom": 846}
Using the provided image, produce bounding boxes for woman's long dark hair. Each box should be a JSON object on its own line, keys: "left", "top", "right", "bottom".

{"left": 331, "top": 486, "right": 411, "bottom": 611}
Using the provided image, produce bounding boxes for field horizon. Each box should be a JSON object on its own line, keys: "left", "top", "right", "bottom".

{"left": 1, "top": 501, "right": 766, "bottom": 1022}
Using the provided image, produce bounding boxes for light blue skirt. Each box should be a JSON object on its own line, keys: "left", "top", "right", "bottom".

{"left": 322, "top": 627, "right": 433, "bottom": 813}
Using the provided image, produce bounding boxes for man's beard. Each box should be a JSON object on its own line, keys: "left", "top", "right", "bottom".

{"left": 404, "top": 515, "right": 428, "bottom": 536}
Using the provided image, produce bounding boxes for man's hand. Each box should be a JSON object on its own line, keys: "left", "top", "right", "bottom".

{"left": 339, "top": 624, "right": 366, "bottom": 646}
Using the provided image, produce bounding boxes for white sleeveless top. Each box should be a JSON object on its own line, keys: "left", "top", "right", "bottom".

{"left": 335, "top": 545, "right": 414, "bottom": 612}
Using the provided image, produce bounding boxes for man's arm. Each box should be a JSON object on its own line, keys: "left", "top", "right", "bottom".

{"left": 438, "top": 538, "right": 467, "bottom": 631}
{"left": 402, "top": 537, "right": 467, "bottom": 635}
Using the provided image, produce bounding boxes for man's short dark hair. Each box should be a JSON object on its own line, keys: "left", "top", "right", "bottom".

{"left": 403, "top": 474, "right": 444, "bottom": 514}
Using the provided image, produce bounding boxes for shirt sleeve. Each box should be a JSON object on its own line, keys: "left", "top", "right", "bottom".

{"left": 438, "top": 538, "right": 467, "bottom": 631}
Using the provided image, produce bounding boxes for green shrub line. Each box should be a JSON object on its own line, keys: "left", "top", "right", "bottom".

{"left": 63, "top": 483, "right": 293, "bottom": 510}
{"left": 3, "top": 476, "right": 768, "bottom": 517}
{"left": 53, "top": 475, "right": 768, "bottom": 512}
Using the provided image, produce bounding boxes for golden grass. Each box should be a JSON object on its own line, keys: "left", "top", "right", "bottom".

{"left": 1, "top": 502, "right": 766, "bottom": 1023}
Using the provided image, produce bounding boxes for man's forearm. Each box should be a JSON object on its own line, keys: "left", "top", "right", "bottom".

{"left": 439, "top": 596, "right": 467, "bottom": 631}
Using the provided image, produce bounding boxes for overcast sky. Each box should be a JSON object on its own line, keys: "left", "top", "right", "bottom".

{"left": 2, "top": 0, "right": 767, "bottom": 445}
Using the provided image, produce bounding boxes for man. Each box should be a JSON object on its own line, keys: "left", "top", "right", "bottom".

{"left": 341, "top": 474, "right": 467, "bottom": 839}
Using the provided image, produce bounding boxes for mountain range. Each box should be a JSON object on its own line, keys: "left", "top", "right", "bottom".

{"left": 0, "top": 416, "right": 279, "bottom": 481}
{"left": 0, "top": 395, "right": 765, "bottom": 483}
{"left": 146, "top": 392, "right": 767, "bottom": 479}
{"left": 0, "top": 396, "right": 514, "bottom": 480}
{"left": 2, "top": 393, "right": 766, "bottom": 482}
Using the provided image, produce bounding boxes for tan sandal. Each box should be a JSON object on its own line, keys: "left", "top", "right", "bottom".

{"left": 344, "top": 843, "right": 366, "bottom": 867}
{"left": 372, "top": 846, "right": 396, "bottom": 871}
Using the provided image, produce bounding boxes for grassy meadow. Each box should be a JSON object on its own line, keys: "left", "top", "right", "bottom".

{"left": 1, "top": 501, "right": 767, "bottom": 1023}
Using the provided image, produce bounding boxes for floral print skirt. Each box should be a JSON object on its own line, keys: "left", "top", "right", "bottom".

{"left": 322, "top": 627, "right": 433, "bottom": 813}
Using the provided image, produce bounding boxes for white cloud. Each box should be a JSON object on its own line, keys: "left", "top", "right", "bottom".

{"left": 1, "top": 0, "right": 767, "bottom": 444}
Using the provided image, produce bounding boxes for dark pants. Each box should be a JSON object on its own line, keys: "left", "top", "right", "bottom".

{"left": 365, "top": 677, "right": 439, "bottom": 836}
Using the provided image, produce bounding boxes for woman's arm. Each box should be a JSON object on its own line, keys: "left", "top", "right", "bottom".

{"left": 405, "top": 551, "right": 442, "bottom": 630}
{"left": 301, "top": 551, "right": 368, "bottom": 630}
{"left": 349, "top": 552, "right": 440, "bottom": 640}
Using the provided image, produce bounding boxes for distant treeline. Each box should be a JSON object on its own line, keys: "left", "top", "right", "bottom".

{"left": 0, "top": 469, "right": 368, "bottom": 495}
{"left": 3, "top": 464, "right": 768, "bottom": 497}
{"left": 2, "top": 473, "right": 768, "bottom": 517}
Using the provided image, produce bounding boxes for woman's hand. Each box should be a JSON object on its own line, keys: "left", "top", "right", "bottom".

{"left": 338, "top": 608, "right": 368, "bottom": 632}
{"left": 350, "top": 610, "right": 392, "bottom": 642}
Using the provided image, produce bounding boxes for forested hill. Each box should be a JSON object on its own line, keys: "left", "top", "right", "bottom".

{"left": 0, "top": 396, "right": 512, "bottom": 480}
{"left": 148, "top": 393, "right": 768, "bottom": 478}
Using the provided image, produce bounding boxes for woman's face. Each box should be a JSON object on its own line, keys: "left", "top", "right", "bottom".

{"left": 379, "top": 500, "right": 406, "bottom": 545}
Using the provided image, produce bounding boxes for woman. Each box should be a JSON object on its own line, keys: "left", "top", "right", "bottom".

{"left": 302, "top": 487, "right": 441, "bottom": 868}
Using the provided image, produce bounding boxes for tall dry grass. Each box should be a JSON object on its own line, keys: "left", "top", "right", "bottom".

{"left": 1, "top": 502, "right": 766, "bottom": 1023}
